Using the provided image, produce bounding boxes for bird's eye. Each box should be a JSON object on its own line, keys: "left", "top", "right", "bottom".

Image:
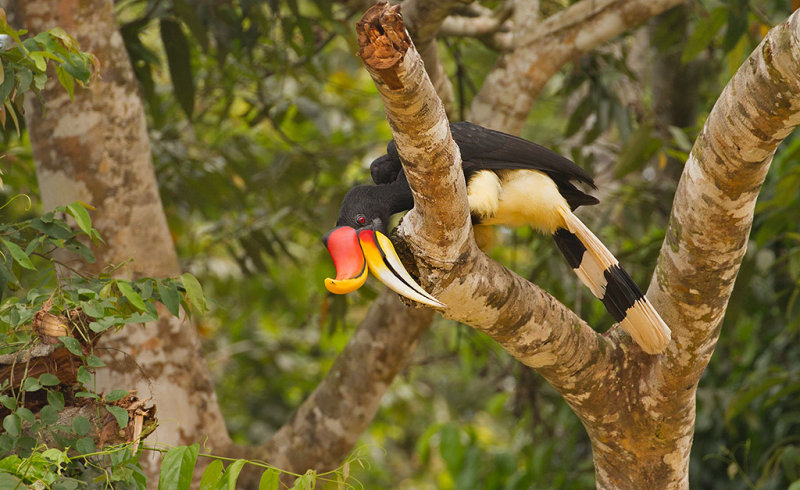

{"left": 356, "top": 215, "right": 367, "bottom": 226}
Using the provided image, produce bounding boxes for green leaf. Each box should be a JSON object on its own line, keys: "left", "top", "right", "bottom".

{"left": 32, "top": 31, "right": 55, "bottom": 51}
{"left": 75, "top": 436, "right": 95, "bottom": 454}
{"left": 180, "top": 273, "right": 207, "bottom": 314}
{"left": 66, "top": 202, "right": 93, "bottom": 236}
{"left": 31, "top": 218, "right": 74, "bottom": 240}
{"left": 28, "top": 51, "right": 47, "bottom": 71}
{"left": 116, "top": 280, "right": 148, "bottom": 312}
{"left": 33, "top": 72, "right": 47, "bottom": 90}
{"left": 157, "top": 280, "right": 181, "bottom": 317}
{"left": 59, "top": 336, "right": 83, "bottom": 356}
{"left": 77, "top": 366, "right": 91, "bottom": 385}
{"left": 86, "top": 354, "right": 105, "bottom": 368}
{"left": 72, "top": 415, "right": 90, "bottom": 436}
{"left": 75, "top": 391, "right": 100, "bottom": 399}
{"left": 0, "top": 66, "right": 14, "bottom": 103}
{"left": 62, "top": 53, "right": 91, "bottom": 83}
{"left": 80, "top": 300, "right": 106, "bottom": 318}
{"left": 49, "top": 27, "right": 80, "bottom": 51}
{"left": 22, "top": 376, "right": 42, "bottom": 392}
{"left": 0, "top": 395, "right": 16, "bottom": 411}
{"left": 291, "top": 470, "right": 316, "bottom": 490}
{"left": 3, "top": 413, "right": 20, "bottom": 437}
{"left": 158, "top": 444, "right": 199, "bottom": 490}
{"left": 199, "top": 459, "right": 224, "bottom": 490}
{"left": 15, "top": 407, "right": 34, "bottom": 424}
{"left": 681, "top": 7, "right": 728, "bottom": 63}
{"left": 439, "top": 423, "right": 466, "bottom": 476}
{"left": 105, "top": 389, "right": 128, "bottom": 402}
{"left": 56, "top": 64, "right": 75, "bottom": 99}
{"left": 160, "top": 19, "right": 195, "bottom": 119}
{"left": 47, "top": 390, "right": 65, "bottom": 411}
{"left": 615, "top": 121, "right": 659, "bottom": 178}
{"left": 217, "top": 459, "right": 246, "bottom": 490}
{"left": 258, "top": 469, "right": 280, "bottom": 490}
{"left": 40, "top": 405, "right": 59, "bottom": 425}
{"left": 39, "top": 373, "right": 60, "bottom": 386}
{"left": 16, "top": 67, "right": 32, "bottom": 94}
{"left": 106, "top": 405, "right": 129, "bottom": 429}
{"left": 0, "top": 435, "right": 15, "bottom": 454}
{"left": 0, "top": 473, "right": 22, "bottom": 489}
{"left": 1, "top": 238, "right": 35, "bottom": 270}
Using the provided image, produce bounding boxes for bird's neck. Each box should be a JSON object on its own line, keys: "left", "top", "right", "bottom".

{"left": 385, "top": 172, "right": 415, "bottom": 215}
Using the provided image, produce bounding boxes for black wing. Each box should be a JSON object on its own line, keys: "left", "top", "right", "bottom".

{"left": 369, "top": 121, "right": 599, "bottom": 209}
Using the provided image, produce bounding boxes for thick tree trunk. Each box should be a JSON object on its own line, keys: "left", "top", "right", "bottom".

{"left": 12, "top": 0, "right": 232, "bottom": 480}
{"left": 356, "top": 3, "right": 800, "bottom": 488}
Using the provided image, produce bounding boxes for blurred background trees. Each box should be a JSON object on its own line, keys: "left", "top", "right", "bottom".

{"left": 2, "top": 0, "right": 799, "bottom": 488}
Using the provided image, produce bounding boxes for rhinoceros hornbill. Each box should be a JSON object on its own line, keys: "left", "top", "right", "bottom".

{"left": 323, "top": 121, "right": 670, "bottom": 354}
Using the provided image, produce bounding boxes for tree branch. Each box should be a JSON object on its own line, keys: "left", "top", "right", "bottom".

{"left": 470, "top": 0, "right": 687, "bottom": 132}
{"left": 357, "top": 4, "right": 800, "bottom": 488}
{"left": 239, "top": 290, "right": 432, "bottom": 481}
{"left": 653, "top": 10, "right": 800, "bottom": 382}
{"left": 583, "top": 11, "right": 800, "bottom": 488}
{"left": 356, "top": 1, "right": 605, "bottom": 396}
{"left": 401, "top": 0, "right": 466, "bottom": 116}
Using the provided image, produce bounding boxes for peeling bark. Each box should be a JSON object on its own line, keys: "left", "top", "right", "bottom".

{"left": 12, "top": 0, "right": 231, "bottom": 480}
{"left": 357, "top": 3, "right": 800, "bottom": 488}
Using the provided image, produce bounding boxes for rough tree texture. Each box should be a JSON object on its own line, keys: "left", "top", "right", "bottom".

{"left": 260, "top": 0, "right": 713, "bottom": 481}
{"left": 358, "top": 3, "right": 800, "bottom": 488}
{"left": 12, "top": 0, "right": 231, "bottom": 478}
{"left": 470, "top": 0, "right": 688, "bottom": 133}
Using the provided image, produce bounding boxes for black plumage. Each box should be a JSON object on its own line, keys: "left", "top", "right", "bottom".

{"left": 371, "top": 121, "right": 599, "bottom": 210}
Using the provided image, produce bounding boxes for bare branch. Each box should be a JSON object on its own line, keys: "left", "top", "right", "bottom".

{"left": 653, "top": 11, "right": 800, "bottom": 381}
{"left": 240, "top": 290, "right": 433, "bottom": 481}
{"left": 401, "top": 0, "right": 467, "bottom": 116}
{"left": 439, "top": 14, "right": 509, "bottom": 38}
{"left": 470, "top": 0, "right": 687, "bottom": 132}
{"left": 583, "top": 11, "right": 800, "bottom": 488}
{"left": 356, "top": 1, "right": 605, "bottom": 395}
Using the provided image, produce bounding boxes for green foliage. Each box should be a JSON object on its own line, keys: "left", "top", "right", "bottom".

{"left": 0, "top": 8, "right": 97, "bottom": 135}
{"left": 155, "top": 443, "right": 361, "bottom": 489}
{"left": 0, "top": 200, "right": 208, "bottom": 488}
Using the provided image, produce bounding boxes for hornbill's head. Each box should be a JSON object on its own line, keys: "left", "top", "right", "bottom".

{"left": 322, "top": 185, "right": 444, "bottom": 308}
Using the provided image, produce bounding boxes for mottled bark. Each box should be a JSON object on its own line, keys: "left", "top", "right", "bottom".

{"left": 470, "top": 0, "right": 687, "bottom": 133}
{"left": 652, "top": 10, "right": 800, "bottom": 390}
{"left": 357, "top": 3, "right": 800, "bottom": 488}
{"left": 12, "top": 0, "right": 231, "bottom": 480}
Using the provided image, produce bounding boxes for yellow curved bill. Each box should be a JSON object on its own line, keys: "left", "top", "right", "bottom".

{"left": 358, "top": 229, "right": 445, "bottom": 308}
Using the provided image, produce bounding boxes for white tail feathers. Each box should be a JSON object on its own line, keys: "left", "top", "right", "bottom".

{"left": 556, "top": 207, "right": 671, "bottom": 354}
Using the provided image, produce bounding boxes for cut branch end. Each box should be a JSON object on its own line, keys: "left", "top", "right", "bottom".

{"left": 356, "top": 2, "right": 411, "bottom": 89}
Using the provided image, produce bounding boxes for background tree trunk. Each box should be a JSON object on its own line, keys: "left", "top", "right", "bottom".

{"left": 11, "top": 0, "right": 232, "bottom": 480}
